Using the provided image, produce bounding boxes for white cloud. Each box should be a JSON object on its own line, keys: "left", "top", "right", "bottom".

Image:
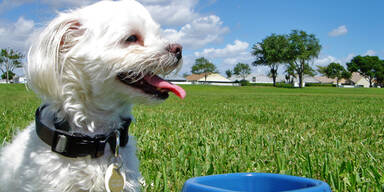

{"left": 1, "top": 0, "right": 196, "bottom": 23}
{"left": 177, "top": 40, "right": 254, "bottom": 76}
{"left": 223, "top": 54, "right": 253, "bottom": 66}
{"left": 1, "top": 0, "right": 229, "bottom": 51}
{"left": 328, "top": 25, "right": 348, "bottom": 37}
{"left": 0, "top": 0, "right": 97, "bottom": 13}
{"left": 138, "top": 0, "right": 199, "bottom": 26}
{"left": 312, "top": 53, "right": 362, "bottom": 69}
{"left": 0, "top": 17, "right": 36, "bottom": 51}
{"left": 195, "top": 40, "right": 249, "bottom": 58}
{"left": 0, "top": 0, "right": 33, "bottom": 13}
{"left": 345, "top": 53, "right": 355, "bottom": 62}
{"left": 195, "top": 40, "right": 253, "bottom": 67}
{"left": 162, "top": 15, "right": 229, "bottom": 49}
{"left": 313, "top": 55, "right": 342, "bottom": 66}
{"left": 364, "top": 50, "right": 376, "bottom": 56}
{"left": 0, "top": 0, "right": 97, "bottom": 51}
{"left": 343, "top": 51, "right": 377, "bottom": 63}
{"left": 192, "top": 40, "right": 254, "bottom": 73}
{"left": 138, "top": 0, "right": 229, "bottom": 49}
{"left": 41, "top": 0, "right": 97, "bottom": 9}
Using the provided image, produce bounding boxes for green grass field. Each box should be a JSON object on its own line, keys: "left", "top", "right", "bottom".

{"left": 1, "top": 84, "right": 383, "bottom": 191}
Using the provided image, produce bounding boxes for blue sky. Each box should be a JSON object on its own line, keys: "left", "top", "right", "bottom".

{"left": 1, "top": 0, "right": 383, "bottom": 76}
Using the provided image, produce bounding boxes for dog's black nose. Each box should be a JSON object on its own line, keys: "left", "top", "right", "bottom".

{"left": 168, "top": 43, "right": 182, "bottom": 60}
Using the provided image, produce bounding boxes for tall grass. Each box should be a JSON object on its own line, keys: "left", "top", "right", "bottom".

{"left": 0, "top": 84, "right": 40, "bottom": 144}
{"left": 0, "top": 84, "right": 383, "bottom": 191}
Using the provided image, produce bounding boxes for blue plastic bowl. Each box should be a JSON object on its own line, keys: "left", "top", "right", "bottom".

{"left": 182, "top": 173, "right": 331, "bottom": 192}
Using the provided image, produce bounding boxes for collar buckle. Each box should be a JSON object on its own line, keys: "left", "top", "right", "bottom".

{"left": 52, "top": 134, "right": 67, "bottom": 153}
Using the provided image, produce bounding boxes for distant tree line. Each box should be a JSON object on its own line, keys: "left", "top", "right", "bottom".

{"left": 190, "top": 57, "right": 252, "bottom": 83}
{"left": 185, "top": 29, "right": 384, "bottom": 88}
{"left": 252, "top": 30, "right": 384, "bottom": 88}
{"left": 190, "top": 30, "right": 323, "bottom": 88}
{"left": 317, "top": 56, "right": 384, "bottom": 87}
{"left": 347, "top": 56, "right": 384, "bottom": 87}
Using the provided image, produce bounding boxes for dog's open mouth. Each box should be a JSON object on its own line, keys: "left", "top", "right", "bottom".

{"left": 117, "top": 72, "right": 186, "bottom": 100}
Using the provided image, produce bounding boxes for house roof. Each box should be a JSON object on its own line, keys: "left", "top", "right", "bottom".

{"left": 185, "top": 73, "right": 207, "bottom": 81}
{"left": 186, "top": 73, "right": 231, "bottom": 82}
{"left": 230, "top": 73, "right": 321, "bottom": 83}
{"left": 291, "top": 75, "right": 320, "bottom": 83}
{"left": 315, "top": 76, "right": 334, "bottom": 83}
{"left": 315, "top": 76, "right": 347, "bottom": 84}
{"left": 230, "top": 73, "right": 285, "bottom": 82}
{"left": 350, "top": 72, "right": 364, "bottom": 83}
{"left": 315, "top": 72, "right": 366, "bottom": 84}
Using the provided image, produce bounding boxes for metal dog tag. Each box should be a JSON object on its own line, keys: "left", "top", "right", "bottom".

{"left": 105, "top": 163, "right": 125, "bottom": 192}
{"left": 105, "top": 130, "right": 125, "bottom": 192}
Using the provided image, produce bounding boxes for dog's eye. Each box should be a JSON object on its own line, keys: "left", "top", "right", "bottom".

{"left": 126, "top": 35, "right": 138, "bottom": 43}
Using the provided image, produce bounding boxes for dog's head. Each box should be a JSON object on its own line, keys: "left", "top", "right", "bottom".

{"left": 26, "top": 0, "right": 185, "bottom": 130}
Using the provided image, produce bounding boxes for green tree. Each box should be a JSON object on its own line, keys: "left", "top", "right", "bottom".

{"left": 252, "top": 34, "right": 289, "bottom": 86}
{"left": 374, "top": 60, "right": 384, "bottom": 87}
{"left": 191, "top": 57, "right": 217, "bottom": 82}
{"left": 233, "top": 63, "right": 251, "bottom": 80}
{"left": 285, "top": 63, "right": 296, "bottom": 84}
{"left": 324, "top": 62, "right": 351, "bottom": 85}
{"left": 316, "top": 65, "right": 327, "bottom": 76}
{"left": 0, "top": 48, "right": 24, "bottom": 83}
{"left": 346, "top": 55, "right": 384, "bottom": 87}
{"left": 286, "top": 30, "right": 321, "bottom": 88}
{"left": 225, "top": 69, "right": 232, "bottom": 78}
{"left": 1, "top": 71, "right": 15, "bottom": 80}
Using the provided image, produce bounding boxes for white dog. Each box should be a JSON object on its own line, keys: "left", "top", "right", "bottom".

{"left": 0, "top": 0, "right": 185, "bottom": 191}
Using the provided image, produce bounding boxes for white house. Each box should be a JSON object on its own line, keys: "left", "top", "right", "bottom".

{"left": 291, "top": 75, "right": 320, "bottom": 87}
{"left": 186, "top": 73, "right": 237, "bottom": 86}
{"left": 347, "top": 72, "right": 370, "bottom": 88}
{"left": 13, "top": 76, "right": 27, "bottom": 84}
{"left": 315, "top": 72, "right": 370, "bottom": 88}
{"left": 230, "top": 73, "right": 285, "bottom": 84}
{"left": 315, "top": 76, "right": 346, "bottom": 85}
{"left": 231, "top": 73, "right": 321, "bottom": 86}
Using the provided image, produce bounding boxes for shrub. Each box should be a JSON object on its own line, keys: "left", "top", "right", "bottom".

{"left": 249, "top": 83, "right": 274, "bottom": 87}
{"left": 1, "top": 71, "right": 15, "bottom": 80}
{"left": 306, "top": 83, "right": 335, "bottom": 87}
{"left": 237, "top": 80, "right": 250, "bottom": 86}
{"left": 275, "top": 82, "right": 294, "bottom": 88}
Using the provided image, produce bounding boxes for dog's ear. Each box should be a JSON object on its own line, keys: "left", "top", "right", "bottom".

{"left": 60, "top": 21, "right": 84, "bottom": 53}
{"left": 27, "top": 13, "right": 85, "bottom": 103}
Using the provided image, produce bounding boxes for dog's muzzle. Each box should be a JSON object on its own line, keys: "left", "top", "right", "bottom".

{"left": 117, "top": 72, "right": 186, "bottom": 99}
{"left": 167, "top": 43, "right": 182, "bottom": 60}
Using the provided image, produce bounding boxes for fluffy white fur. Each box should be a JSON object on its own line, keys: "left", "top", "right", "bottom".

{"left": 0, "top": 0, "right": 182, "bottom": 191}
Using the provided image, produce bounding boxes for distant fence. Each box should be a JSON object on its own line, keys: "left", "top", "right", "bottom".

{"left": 168, "top": 80, "right": 240, "bottom": 86}
{"left": 168, "top": 80, "right": 370, "bottom": 88}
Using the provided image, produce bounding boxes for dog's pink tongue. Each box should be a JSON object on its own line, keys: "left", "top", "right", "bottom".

{"left": 144, "top": 75, "right": 186, "bottom": 99}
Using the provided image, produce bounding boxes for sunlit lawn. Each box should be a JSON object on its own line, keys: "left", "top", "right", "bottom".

{"left": 1, "top": 84, "right": 383, "bottom": 191}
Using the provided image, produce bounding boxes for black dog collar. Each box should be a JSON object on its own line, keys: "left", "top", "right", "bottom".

{"left": 35, "top": 105, "right": 131, "bottom": 158}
